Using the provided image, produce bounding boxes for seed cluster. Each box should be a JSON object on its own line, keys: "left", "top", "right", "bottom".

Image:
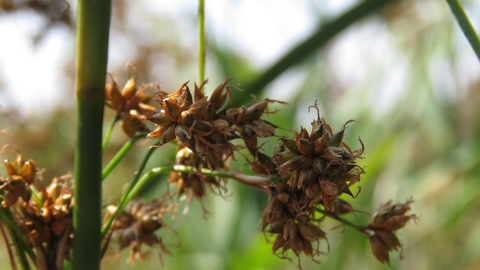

{"left": 259, "top": 112, "right": 364, "bottom": 266}
{"left": 147, "top": 79, "right": 283, "bottom": 200}
{"left": 0, "top": 151, "right": 73, "bottom": 270}
{"left": 105, "top": 75, "right": 157, "bottom": 137}
{"left": 368, "top": 199, "right": 417, "bottom": 264}
{"left": 104, "top": 76, "right": 416, "bottom": 268}
{"left": 106, "top": 197, "right": 173, "bottom": 265}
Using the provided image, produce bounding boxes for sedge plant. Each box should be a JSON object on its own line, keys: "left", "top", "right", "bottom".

{"left": 9, "top": 0, "right": 480, "bottom": 268}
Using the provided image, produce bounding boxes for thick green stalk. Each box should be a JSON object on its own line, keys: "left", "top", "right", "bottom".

{"left": 198, "top": 0, "right": 206, "bottom": 83}
{"left": 446, "top": 0, "right": 480, "bottom": 61}
{"left": 239, "top": 0, "right": 396, "bottom": 100}
{"left": 73, "top": 1, "right": 111, "bottom": 269}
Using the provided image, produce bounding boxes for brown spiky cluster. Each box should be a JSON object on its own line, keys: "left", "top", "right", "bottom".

{"left": 0, "top": 151, "right": 74, "bottom": 270}
{"left": 107, "top": 197, "right": 173, "bottom": 266}
{"left": 105, "top": 75, "right": 157, "bottom": 137}
{"left": 368, "top": 199, "right": 417, "bottom": 265}
{"left": 272, "top": 116, "right": 364, "bottom": 210}
{"left": 147, "top": 79, "right": 283, "bottom": 200}
{"left": 260, "top": 113, "right": 365, "bottom": 265}
{"left": 262, "top": 182, "right": 329, "bottom": 265}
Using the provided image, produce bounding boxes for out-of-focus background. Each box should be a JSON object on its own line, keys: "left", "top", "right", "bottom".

{"left": 1, "top": 0, "right": 480, "bottom": 269}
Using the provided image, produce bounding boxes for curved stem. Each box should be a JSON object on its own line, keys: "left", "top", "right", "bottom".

{"left": 198, "top": 0, "right": 206, "bottom": 83}
{"left": 125, "top": 165, "right": 273, "bottom": 204}
{"left": 446, "top": 0, "right": 480, "bottom": 61}
{"left": 102, "top": 133, "right": 145, "bottom": 181}
{"left": 101, "top": 164, "right": 274, "bottom": 239}
{"left": 102, "top": 115, "right": 119, "bottom": 149}
{"left": 318, "top": 208, "right": 368, "bottom": 234}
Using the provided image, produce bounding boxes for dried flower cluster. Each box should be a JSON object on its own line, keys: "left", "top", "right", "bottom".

{"left": 105, "top": 197, "right": 174, "bottom": 266}
{"left": 147, "top": 79, "right": 283, "bottom": 200}
{"left": 139, "top": 79, "right": 416, "bottom": 267}
{"left": 105, "top": 74, "right": 157, "bottom": 137}
{"left": 0, "top": 150, "right": 74, "bottom": 270}
{"left": 257, "top": 111, "right": 364, "bottom": 266}
{"left": 368, "top": 199, "right": 417, "bottom": 264}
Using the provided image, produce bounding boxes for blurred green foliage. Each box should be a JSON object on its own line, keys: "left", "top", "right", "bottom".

{"left": 1, "top": 0, "right": 480, "bottom": 269}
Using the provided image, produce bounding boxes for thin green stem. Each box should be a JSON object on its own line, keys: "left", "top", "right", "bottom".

{"left": 102, "top": 133, "right": 145, "bottom": 181}
{"left": 446, "top": 0, "right": 480, "bottom": 61}
{"left": 101, "top": 146, "right": 156, "bottom": 239}
{"left": 318, "top": 208, "right": 368, "bottom": 234}
{"left": 102, "top": 115, "right": 119, "bottom": 149}
{"left": 124, "top": 165, "right": 272, "bottom": 204}
{"left": 73, "top": 0, "right": 111, "bottom": 269}
{"left": 198, "top": 0, "right": 206, "bottom": 83}
{"left": 30, "top": 187, "right": 43, "bottom": 209}
{"left": 9, "top": 227, "right": 31, "bottom": 270}
{"left": 0, "top": 208, "right": 36, "bottom": 264}
{"left": 100, "top": 164, "right": 273, "bottom": 238}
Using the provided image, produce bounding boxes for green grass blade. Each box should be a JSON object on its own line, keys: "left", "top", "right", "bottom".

{"left": 446, "top": 0, "right": 480, "bottom": 61}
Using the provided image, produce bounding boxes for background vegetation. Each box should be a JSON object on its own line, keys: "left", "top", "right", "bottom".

{"left": 1, "top": 0, "right": 479, "bottom": 269}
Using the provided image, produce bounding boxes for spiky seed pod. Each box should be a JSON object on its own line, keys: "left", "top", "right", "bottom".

{"left": 272, "top": 113, "right": 363, "bottom": 212}
{"left": 0, "top": 153, "right": 37, "bottom": 207}
{"left": 108, "top": 196, "right": 173, "bottom": 265}
{"left": 105, "top": 73, "right": 157, "bottom": 137}
{"left": 365, "top": 199, "right": 417, "bottom": 265}
{"left": 261, "top": 187, "right": 329, "bottom": 266}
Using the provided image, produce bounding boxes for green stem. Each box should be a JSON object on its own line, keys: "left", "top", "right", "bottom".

{"left": 238, "top": 0, "right": 395, "bottom": 102}
{"left": 9, "top": 227, "right": 31, "bottom": 270}
{"left": 100, "top": 164, "right": 272, "bottom": 238}
{"left": 73, "top": 0, "right": 111, "bottom": 269}
{"left": 446, "top": 0, "right": 480, "bottom": 61}
{"left": 124, "top": 165, "right": 272, "bottom": 204}
{"left": 100, "top": 146, "right": 156, "bottom": 239}
{"left": 0, "top": 208, "right": 36, "bottom": 265}
{"left": 198, "top": 0, "right": 206, "bottom": 83}
{"left": 102, "top": 115, "right": 119, "bottom": 149}
{"left": 30, "top": 187, "right": 43, "bottom": 209}
{"left": 318, "top": 208, "right": 368, "bottom": 234}
{"left": 102, "top": 133, "right": 145, "bottom": 181}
